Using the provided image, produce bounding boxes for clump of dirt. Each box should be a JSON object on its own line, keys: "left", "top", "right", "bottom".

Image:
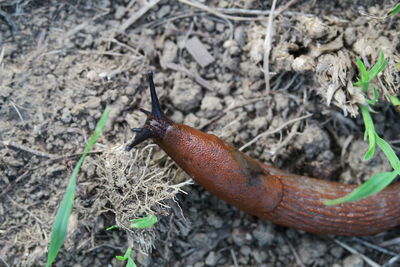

{"left": 247, "top": 8, "right": 400, "bottom": 116}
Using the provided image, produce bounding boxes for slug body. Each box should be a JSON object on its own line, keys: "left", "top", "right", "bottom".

{"left": 127, "top": 72, "right": 400, "bottom": 236}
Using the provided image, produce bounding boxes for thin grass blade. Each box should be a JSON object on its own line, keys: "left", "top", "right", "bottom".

{"left": 324, "top": 171, "right": 398, "bottom": 205}
{"left": 360, "top": 105, "right": 376, "bottom": 160}
{"left": 368, "top": 52, "right": 387, "bottom": 80}
{"left": 376, "top": 135, "right": 400, "bottom": 171}
{"left": 129, "top": 215, "right": 158, "bottom": 229}
{"left": 389, "top": 3, "right": 400, "bottom": 16}
{"left": 46, "top": 107, "right": 109, "bottom": 267}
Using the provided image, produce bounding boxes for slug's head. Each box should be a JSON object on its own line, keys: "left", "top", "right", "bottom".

{"left": 125, "top": 71, "right": 173, "bottom": 151}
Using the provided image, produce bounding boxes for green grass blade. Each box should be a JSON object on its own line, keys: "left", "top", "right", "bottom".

{"left": 106, "top": 225, "right": 120, "bottom": 231}
{"left": 129, "top": 215, "right": 158, "bottom": 229}
{"left": 355, "top": 59, "right": 369, "bottom": 92}
{"left": 368, "top": 52, "right": 387, "bottom": 80}
{"left": 365, "top": 87, "right": 379, "bottom": 105}
{"left": 389, "top": 3, "right": 400, "bottom": 16}
{"left": 390, "top": 95, "right": 400, "bottom": 106}
{"left": 360, "top": 105, "right": 376, "bottom": 160}
{"left": 46, "top": 107, "right": 109, "bottom": 267}
{"left": 324, "top": 171, "right": 398, "bottom": 205}
{"left": 124, "top": 247, "right": 132, "bottom": 259}
{"left": 46, "top": 177, "right": 76, "bottom": 267}
{"left": 376, "top": 135, "right": 400, "bottom": 171}
{"left": 127, "top": 257, "right": 138, "bottom": 267}
{"left": 116, "top": 247, "right": 137, "bottom": 267}
{"left": 356, "top": 58, "right": 368, "bottom": 81}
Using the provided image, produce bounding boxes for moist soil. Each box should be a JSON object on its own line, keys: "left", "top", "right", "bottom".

{"left": 1, "top": 0, "right": 400, "bottom": 266}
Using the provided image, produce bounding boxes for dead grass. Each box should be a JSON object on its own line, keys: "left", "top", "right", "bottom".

{"left": 93, "top": 144, "right": 191, "bottom": 254}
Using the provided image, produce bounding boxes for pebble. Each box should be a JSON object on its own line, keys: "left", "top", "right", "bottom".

{"left": 162, "top": 40, "right": 178, "bottom": 64}
{"left": 202, "top": 19, "right": 215, "bottom": 31}
{"left": 171, "top": 77, "right": 203, "bottom": 111}
{"left": 232, "top": 228, "right": 252, "bottom": 246}
{"left": 293, "top": 124, "right": 330, "bottom": 159}
{"left": 223, "top": 39, "right": 241, "bottom": 56}
{"left": 200, "top": 95, "right": 223, "bottom": 117}
{"left": 234, "top": 26, "right": 246, "bottom": 47}
{"left": 343, "top": 254, "right": 364, "bottom": 267}
{"left": 206, "top": 211, "right": 223, "bottom": 228}
{"left": 252, "top": 223, "right": 275, "bottom": 246}
{"left": 252, "top": 250, "right": 268, "bottom": 264}
{"left": 292, "top": 55, "right": 315, "bottom": 72}
{"left": 157, "top": 5, "right": 171, "bottom": 18}
{"left": 330, "top": 246, "right": 344, "bottom": 258}
{"left": 114, "top": 5, "right": 125, "bottom": 19}
{"left": 192, "top": 233, "right": 212, "bottom": 248}
{"left": 61, "top": 107, "right": 72, "bottom": 123}
{"left": 205, "top": 251, "right": 218, "bottom": 266}
{"left": 240, "top": 245, "right": 251, "bottom": 255}
{"left": 298, "top": 237, "right": 328, "bottom": 265}
{"left": 344, "top": 27, "right": 357, "bottom": 46}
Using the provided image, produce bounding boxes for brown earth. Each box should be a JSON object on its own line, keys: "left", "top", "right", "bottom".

{"left": 1, "top": 0, "right": 399, "bottom": 266}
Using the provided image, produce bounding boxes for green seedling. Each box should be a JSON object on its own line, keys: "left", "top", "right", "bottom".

{"left": 109, "top": 216, "right": 158, "bottom": 267}
{"left": 389, "top": 3, "right": 400, "bottom": 16}
{"left": 390, "top": 95, "right": 400, "bottom": 106}
{"left": 324, "top": 52, "right": 400, "bottom": 205}
{"left": 106, "top": 214, "right": 158, "bottom": 231}
{"left": 116, "top": 247, "right": 137, "bottom": 267}
{"left": 46, "top": 107, "right": 109, "bottom": 267}
{"left": 129, "top": 214, "right": 158, "bottom": 229}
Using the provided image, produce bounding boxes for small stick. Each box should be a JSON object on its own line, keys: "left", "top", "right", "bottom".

{"left": 0, "top": 170, "right": 31, "bottom": 198}
{"left": 352, "top": 237, "right": 397, "bottom": 256}
{"left": 10, "top": 101, "right": 24, "bottom": 121}
{"left": 239, "top": 113, "right": 312, "bottom": 151}
{"left": 284, "top": 237, "right": 306, "bottom": 267}
{"left": 119, "top": 0, "right": 161, "bottom": 32}
{"left": 269, "top": 120, "right": 301, "bottom": 156}
{"left": 383, "top": 254, "right": 400, "bottom": 267}
{"left": 2, "top": 141, "right": 56, "bottom": 159}
{"left": 263, "top": 0, "right": 278, "bottom": 91}
{"left": 0, "top": 255, "right": 10, "bottom": 267}
{"left": 165, "top": 62, "right": 215, "bottom": 91}
{"left": 380, "top": 236, "right": 400, "bottom": 247}
{"left": 0, "top": 150, "right": 103, "bottom": 199}
{"left": 230, "top": 248, "right": 239, "bottom": 267}
{"left": 333, "top": 239, "right": 380, "bottom": 267}
{"left": 178, "top": 0, "right": 267, "bottom": 21}
{"left": 199, "top": 97, "right": 271, "bottom": 131}
{"left": 7, "top": 195, "right": 45, "bottom": 225}
{"left": 276, "top": 0, "right": 300, "bottom": 14}
{"left": 0, "top": 9, "right": 17, "bottom": 36}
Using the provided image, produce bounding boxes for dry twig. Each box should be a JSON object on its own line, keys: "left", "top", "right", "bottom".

{"left": 284, "top": 237, "right": 306, "bottom": 267}
{"left": 178, "top": 0, "right": 267, "bottom": 21}
{"left": 240, "top": 113, "right": 313, "bottom": 151}
{"left": 165, "top": 62, "right": 215, "bottom": 91}
{"left": 269, "top": 119, "right": 301, "bottom": 156}
{"left": 352, "top": 237, "right": 397, "bottom": 256}
{"left": 2, "top": 141, "right": 56, "bottom": 159}
{"left": 333, "top": 239, "right": 380, "bottom": 267}
{"left": 119, "top": 0, "right": 161, "bottom": 32}
{"left": 263, "top": 0, "right": 278, "bottom": 91}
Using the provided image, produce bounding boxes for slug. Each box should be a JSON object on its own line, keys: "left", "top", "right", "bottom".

{"left": 126, "top": 72, "right": 400, "bottom": 236}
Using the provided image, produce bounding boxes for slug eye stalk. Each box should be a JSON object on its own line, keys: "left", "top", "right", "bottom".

{"left": 126, "top": 71, "right": 172, "bottom": 151}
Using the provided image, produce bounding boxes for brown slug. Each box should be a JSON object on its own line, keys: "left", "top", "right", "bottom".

{"left": 126, "top": 71, "right": 400, "bottom": 236}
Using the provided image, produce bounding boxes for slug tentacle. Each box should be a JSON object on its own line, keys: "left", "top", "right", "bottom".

{"left": 126, "top": 71, "right": 173, "bottom": 151}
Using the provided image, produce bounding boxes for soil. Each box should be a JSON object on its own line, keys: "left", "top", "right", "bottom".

{"left": 1, "top": 0, "right": 399, "bottom": 266}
